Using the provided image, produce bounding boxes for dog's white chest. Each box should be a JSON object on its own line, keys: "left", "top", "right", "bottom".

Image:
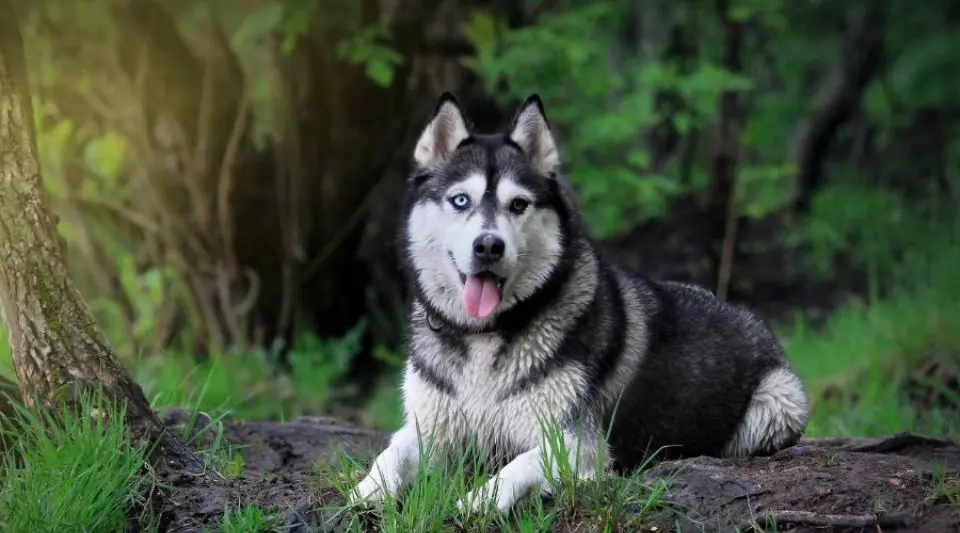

{"left": 404, "top": 332, "right": 554, "bottom": 455}
{"left": 447, "top": 336, "right": 515, "bottom": 438}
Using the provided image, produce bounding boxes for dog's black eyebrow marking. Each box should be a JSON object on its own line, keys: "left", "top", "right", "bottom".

{"left": 456, "top": 137, "right": 477, "bottom": 149}
{"left": 502, "top": 137, "right": 524, "bottom": 153}
{"left": 532, "top": 199, "right": 553, "bottom": 209}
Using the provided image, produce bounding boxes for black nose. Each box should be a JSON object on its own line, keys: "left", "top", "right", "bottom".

{"left": 473, "top": 233, "right": 505, "bottom": 263}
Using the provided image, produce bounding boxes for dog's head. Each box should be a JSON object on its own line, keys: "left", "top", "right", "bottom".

{"left": 401, "top": 93, "right": 572, "bottom": 327}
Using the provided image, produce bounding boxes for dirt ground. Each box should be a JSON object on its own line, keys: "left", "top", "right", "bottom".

{"left": 150, "top": 409, "right": 960, "bottom": 532}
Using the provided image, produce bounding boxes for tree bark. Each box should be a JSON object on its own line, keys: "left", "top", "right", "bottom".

{"left": 0, "top": 2, "right": 201, "bottom": 471}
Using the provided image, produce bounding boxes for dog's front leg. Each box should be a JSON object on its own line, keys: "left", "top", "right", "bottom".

{"left": 456, "top": 431, "right": 604, "bottom": 514}
{"left": 350, "top": 424, "right": 423, "bottom": 506}
{"left": 456, "top": 446, "right": 546, "bottom": 514}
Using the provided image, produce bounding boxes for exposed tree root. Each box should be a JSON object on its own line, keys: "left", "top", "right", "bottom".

{"left": 740, "top": 509, "right": 914, "bottom": 531}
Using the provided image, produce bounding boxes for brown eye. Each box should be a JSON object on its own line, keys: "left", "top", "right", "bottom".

{"left": 509, "top": 198, "right": 530, "bottom": 215}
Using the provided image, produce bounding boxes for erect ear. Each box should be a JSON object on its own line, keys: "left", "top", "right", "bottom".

{"left": 414, "top": 93, "right": 471, "bottom": 169}
{"left": 508, "top": 94, "right": 560, "bottom": 176}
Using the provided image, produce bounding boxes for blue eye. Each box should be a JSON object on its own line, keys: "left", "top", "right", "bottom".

{"left": 449, "top": 194, "right": 471, "bottom": 210}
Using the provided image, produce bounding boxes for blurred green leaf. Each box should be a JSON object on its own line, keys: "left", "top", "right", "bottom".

{"left": 83, "top": 132, "right": 128, "bottom": 186}
{"left": 462, "top": 10, "right": 500, "bottom": 52}
{"left": 366, "top": 60, "right": 394, "bottom": 87}
{"left": 336, "top": 14, "right": 404, "bottom": 87}
{"left": 729, "top": 5, "right": 754, "bottom": 22}
{"left": 231, "top": 2, "right": 285, "bottom": 48}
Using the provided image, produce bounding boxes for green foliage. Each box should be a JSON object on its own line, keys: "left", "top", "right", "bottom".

{"left": 460, "top": 0, "right": 960, "bottom": 252}
{"left": 464, "top": 4, "right": 692, "bottom": 238}
{"left": 463, "top": 2, "right": 794, "bottom": 238}
{"left": 881, "top": 8, "right": 960, "bottom": 110}
{"left": 225, "top": 0, "right": 403, "bottom": 85}
{"left": 33, "top": 111, "right": 175, "bottom": 359}
{"left": 231, "top": 3, "right": 291, "bottom": 49}
{"left": 225, "top": 0, "right": 316, "bottom": 55}
{"left": 783, "top": 240, "right": 960, "bottom": 438}
{"left": 94, "top": 260, "right": 179, "bottom": 357}
{"left": 285, "top": 319, "right": 369, "bottom": 405}
{"left": 365, "top": 375, "right": 405, "bottom": 430}
{"left": 793, "top": 183, "right": 960, "bottom": 298}
{"left": 794, "top": 185, "right": 906, "bottom": 282}
{"left": 139, "top": 320, "right": 368, "bottom": 421}
{"left": 82, "top": 131, "right": 128, "bottom": 192}
{"left": 336, "top": 14, "right": 405, "bottom": 87}
{"left": 0, "top": 390, "right": 151, "bottom": 533}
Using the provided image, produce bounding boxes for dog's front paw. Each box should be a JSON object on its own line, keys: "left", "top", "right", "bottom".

{"left": 348, "top": 475, "right": 391, "bottom": 508}
{"left": 454, "top": 488, "right": 490, "bottom": 515}
{"left": 456, "top": 477, "right": 517, "bottom": 515}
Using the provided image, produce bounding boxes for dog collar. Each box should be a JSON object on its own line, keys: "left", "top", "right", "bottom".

{"left": 426, "top": 313, "right": 444, "bottom": 332}
{"left": 423, "top": 307, "right": 501, "bottom": 335}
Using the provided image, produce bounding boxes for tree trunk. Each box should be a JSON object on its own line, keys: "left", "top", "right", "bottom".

{"left": 710, "top": 0, "right": 744, "bottom": 300}
{"left": 0, "top": 2, "right": 201, "bottom": 471}
{"left": 790, "top": 6, "right": 883, "bottom": 215}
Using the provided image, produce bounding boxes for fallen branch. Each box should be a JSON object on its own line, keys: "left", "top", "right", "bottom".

{"left": 843, "top": 432, "right": 958, "bottom": 454}
{"left": 741, "top": 509, "right": 914, "bottom": 531}
{"left": 803, "top": 432, "right": 958, "bottom": 454}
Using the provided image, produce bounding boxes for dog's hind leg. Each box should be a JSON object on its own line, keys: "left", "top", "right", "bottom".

{"left": 722, "top": 366, "right": 810, "bottom": 457}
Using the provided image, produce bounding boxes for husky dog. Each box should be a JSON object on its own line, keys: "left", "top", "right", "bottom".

{"left": 350, "top": 93, "right": 810, "bottom": 513}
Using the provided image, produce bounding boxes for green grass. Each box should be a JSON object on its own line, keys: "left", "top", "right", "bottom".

{"left": 0, "top": 389, "right": 153, "bottom": 533}
{"left": 215, "top": 505, "right": 280, "bottom": 533}
{"left": 924, "top": 462, "right": 960, "bottom": 507}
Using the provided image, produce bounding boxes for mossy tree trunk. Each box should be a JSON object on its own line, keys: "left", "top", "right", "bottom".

{"left": 0, "top": 2, "right": 201, "bottom": 471}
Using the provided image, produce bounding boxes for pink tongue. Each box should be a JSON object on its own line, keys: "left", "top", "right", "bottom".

{"left": 462, "top": 276, "right": 501, "bottom": 319}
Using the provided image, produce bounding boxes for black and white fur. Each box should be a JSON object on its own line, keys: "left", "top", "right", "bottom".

{"left": 350, "top": 93, "right": 810, "bottom": 513}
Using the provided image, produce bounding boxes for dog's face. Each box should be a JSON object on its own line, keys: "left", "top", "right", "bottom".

{"left": 403, "top": 94, "right": 568, "bottom": 327}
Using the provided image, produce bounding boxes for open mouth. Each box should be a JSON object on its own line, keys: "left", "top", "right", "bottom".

{"left": 457, "top": 270, "right": 506, "bottom": 320}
